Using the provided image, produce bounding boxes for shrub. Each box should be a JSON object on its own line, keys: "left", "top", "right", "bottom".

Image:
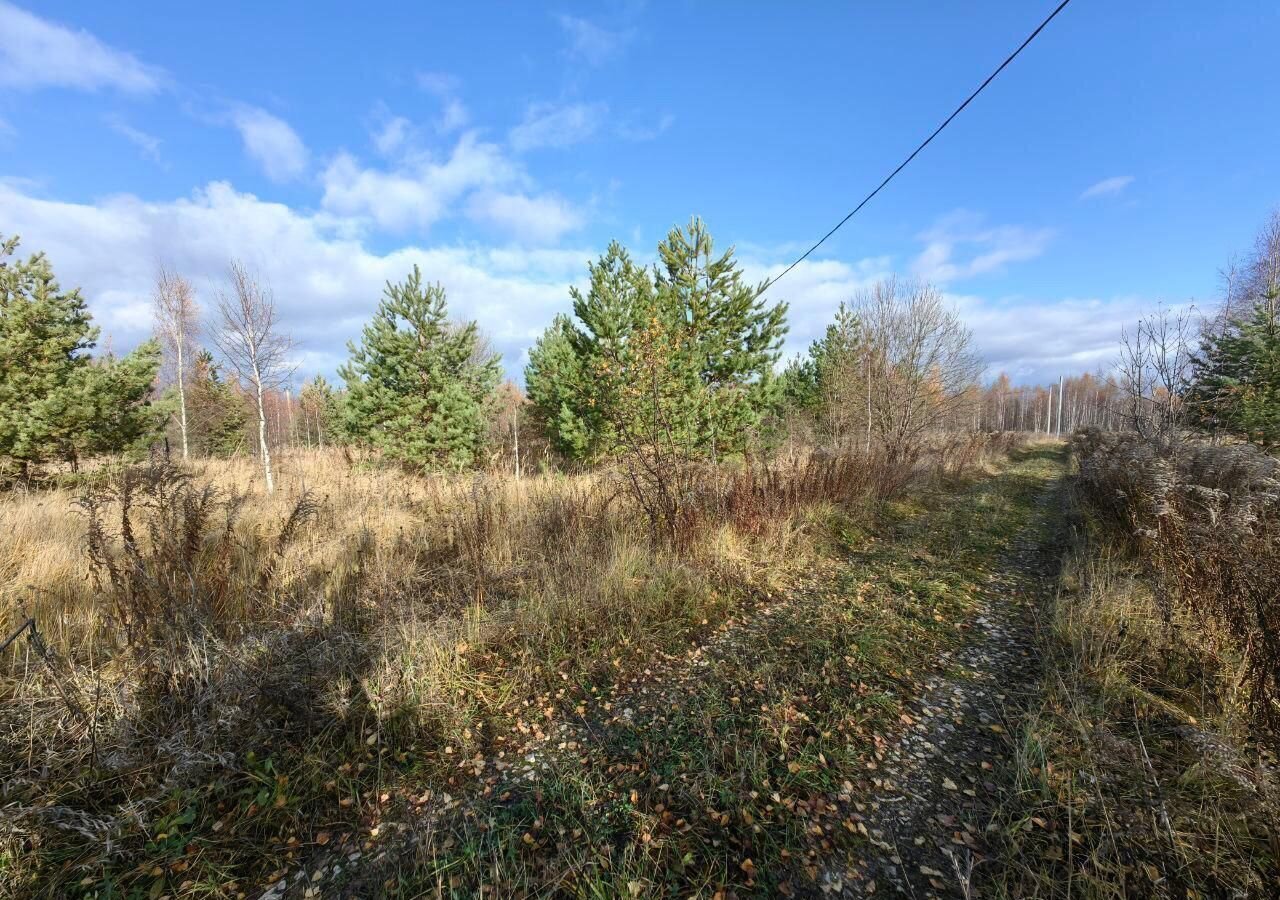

{"left": 1071, "top": 428, "right": 1280, "bottom": 732}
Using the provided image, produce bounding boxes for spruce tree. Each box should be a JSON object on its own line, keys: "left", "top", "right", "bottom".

{"left": 1190, "top": 286, "right": 1280, "bottom": 446}
{"left": 340, "top": 267, "right": 500, "bottom": 470}
{"left": 0, "top": 235, "right": 162, "bottom": 474}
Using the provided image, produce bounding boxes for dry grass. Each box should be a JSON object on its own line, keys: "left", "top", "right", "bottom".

{"left": 993, "top": 466, "right": 1280, "bottom": 898}
{"left": 0, "top": 440, "right": 909, "bottom": 896}
{"left": 0, "top": 433, "right": 1027, "bottom": 896}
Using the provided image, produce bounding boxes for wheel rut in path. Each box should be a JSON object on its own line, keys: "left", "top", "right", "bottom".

{"left": 841, "top": 467, "right": 1067, "bottom": 898}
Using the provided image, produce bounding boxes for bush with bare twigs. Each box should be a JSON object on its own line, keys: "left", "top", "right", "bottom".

{"left": 1072, "top": 428, "right": 1280, "bottom": 732}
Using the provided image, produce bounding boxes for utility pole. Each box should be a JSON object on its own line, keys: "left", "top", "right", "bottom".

{"left": 1056, "top": 375, "right": 1065, "bottom": 438}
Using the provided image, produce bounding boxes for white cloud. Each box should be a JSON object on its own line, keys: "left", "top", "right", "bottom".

{"left": 414, "top": 71, "right": 469, "bottom": 133}
{"left": 509, "top": 102, "right": 606, "bottom": 152}
{"left": 0, "top": 2, "right": 162, "bottom": 93}
{"left": 467, "top": 191, "right": 582, "bottom": 244}
{"left": 952, "top": 292, "right": 1165, "bottom": 381}
{"left": 911, "top": 211, "right": 1052, "bottom": 283}
{"left": 744, "top": 250, "right": 1148, "bottom": 384}
{"left": 0, "top": 168, "right": 1138, "bottom": 387}
{"left": 229, "top": 106, "right": 310, "bottom": 182}
{"left": 1080, "top": 175, "right": 1134, "bottom": 200}
{"left": 105, "top": 115, "right": 162, "bottom": 163}
{"left": 321, "top": 132, "right": 520, "bottom": 232}
{"left": 0, "top": 179, "right": 590, "bottom": 380}
{"left": 557, "top": 14, "right": 632, "bottom": 66}
{"left": 439, "top": 98, "right": 469, "bottom": 133}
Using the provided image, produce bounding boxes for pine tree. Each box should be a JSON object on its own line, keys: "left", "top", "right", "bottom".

{"left": 526, "top": 241, "right": 656, "bottom": 461}
{"left": 524, "top": 313, "right": 597, "bottom": 459}
{"left": 526, "top": 222, "right": 788, "bottom": 462}
{"left": 654, "top": 217, "right": 788, "bottom": 454}
{"left": 774, "top": 302, "right": 865, "bottom": 444}
{"left": 183, "top": 349, "right": 248, "bottom": 455}
{"left": 340, "top": 267, "right": 500, "bottom": 470}
{"left": 0, "top": 235, "right": 162, "bottom": 474}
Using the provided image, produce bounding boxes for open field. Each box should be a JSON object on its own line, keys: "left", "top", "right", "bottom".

{"left": 5, "top": 436, "right": 1279, "bottom": 898}
{"left": 0, "top": 437, "right": 1038, "bottom": 896}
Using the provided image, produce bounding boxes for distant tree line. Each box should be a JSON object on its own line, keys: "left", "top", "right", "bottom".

{"left": 16, "top": 208, "right": 1273, "bottom": 489}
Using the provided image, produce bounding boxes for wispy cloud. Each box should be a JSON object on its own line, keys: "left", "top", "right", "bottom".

{"left": 510, "top": 102, "right": 606, "bottom": 151}
{"left": 911, "top": 211, "right": 1052, "bottom": 284}
{"left": 229, "top": 105, "right": 310, "bottom": 182}
{"left": 556, "top": 14, "right": 633, "bottom": 66}
{"left": 0, "top": 1, "right": 162, "bottom": 93}
{"left": 105, "top": 115, "right": 162, "bottom": 163}
{"left": 372, "top": 115, "right": 411, "bottom": 156}
{"left": 616, "top": 112, "right": 674, "bottom": 142}
{"left": 1080, "top": 175, "right": 1134, "bottom": 200}
{"left": 416, "top": 71, "right": 460, "bottom": 96}
{"left": 414, "top": 71, "right": 469, "bottom": 133}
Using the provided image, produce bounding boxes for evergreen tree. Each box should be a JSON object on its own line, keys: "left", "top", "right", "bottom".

{"left": 654, "top": 217, "right": 788, "bottom": 453}
{"left": 1190, "top": 290, "right": 1280, "bottom": 446}
{"left": 183, "top": 349, "right": 248, "bottom": 455}
{"left": 340, "top": 267, "right": 500, "bottom": 469}
{"left": 525, "top": 221, "right": 788, "bottom": 461}
{"left": 524, "top": 313, "right": 597, "bottom": 459}
{"left": 775, "top": 354, "right": 821, "bottom": 414}
{"left": 774, "top": 302, "right": 864, "bottom": 439}
{"left": 0, "top": 235, "right": 162, "bottom": 473}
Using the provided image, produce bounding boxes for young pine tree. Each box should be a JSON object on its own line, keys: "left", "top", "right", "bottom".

{"left": 341, "top": 268, "right": 500, "bottom": 469}
{"left": 0, "top": 235, "right": 162, "bottom": 475}
{"left": 184, "top": 349, "right": 249, "bottom": 455}
{"left": 526, "top": 223, "right": 788, "bottom": 462}
{"left": 654, "top": 217, "right": 789, "bottom": 455}
{"left": 524, "top": 313, "right": 597, "bottom": 460}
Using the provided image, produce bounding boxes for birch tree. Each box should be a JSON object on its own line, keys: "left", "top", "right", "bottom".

{"left": 855, "top": 278, "right": 982, "bottom": 462}
{"left": 213, "top": 261, "right": 294, "bottom": 492}
{"left": 153, "top": 266, "right": 199, "bottom": 460}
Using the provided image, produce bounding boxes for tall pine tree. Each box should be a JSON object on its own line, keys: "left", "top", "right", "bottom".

{"left": 341, "top": 267, "right": 500, "bottom": 470}
{"left": 0, "top": 235, "right": 162, "bottom": 475}
{"left": 654, "top": 217, "right": 788, "bottom": 454}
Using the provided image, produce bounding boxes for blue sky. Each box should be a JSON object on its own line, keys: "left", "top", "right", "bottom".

{"left": 2, "top": 1, "right": 1278, "bottom": 384}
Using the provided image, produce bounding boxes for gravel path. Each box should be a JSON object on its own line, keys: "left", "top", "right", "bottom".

{"left": 842, "top": 477, "right": 1066, "bottom": 898}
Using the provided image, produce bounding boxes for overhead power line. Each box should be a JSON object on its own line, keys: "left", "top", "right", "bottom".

{"left": 759, "top": 0, "right": 1073, "bottom": 295}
